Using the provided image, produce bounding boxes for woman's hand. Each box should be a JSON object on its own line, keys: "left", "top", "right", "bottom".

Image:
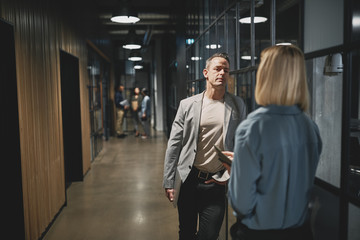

{"left": 222, "top": 151, "right": 234, "bottom": 174}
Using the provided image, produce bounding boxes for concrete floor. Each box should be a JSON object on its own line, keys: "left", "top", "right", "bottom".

{"left": 43, "top": 129, "right": 236, "bottom": 240}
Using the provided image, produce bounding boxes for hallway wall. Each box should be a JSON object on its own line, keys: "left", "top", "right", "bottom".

{"left": 0, "top": 0, "right": 91, "bottom": 239}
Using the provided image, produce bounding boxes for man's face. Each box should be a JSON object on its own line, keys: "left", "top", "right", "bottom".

{"left": 203, "top": 57, "right": 229, "bottom": 88}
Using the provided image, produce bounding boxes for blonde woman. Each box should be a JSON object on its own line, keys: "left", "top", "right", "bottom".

{"left": 225, "top": 45, "right": 322, "bottom": 240}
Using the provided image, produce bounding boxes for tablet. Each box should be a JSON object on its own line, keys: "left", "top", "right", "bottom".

{"left": 214, "top": 145, "right": 232, "bottom": 166}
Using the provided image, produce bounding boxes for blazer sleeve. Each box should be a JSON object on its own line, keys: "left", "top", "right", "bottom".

{"left": 163, "top": 101, "right": 185, "bottom": 189}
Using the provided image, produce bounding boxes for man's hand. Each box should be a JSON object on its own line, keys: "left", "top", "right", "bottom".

{"left": 204, "top": 178, "right": 228, "bottom": 185}
{"left": 165, "top": 188, "right": 175, "bottom": 202}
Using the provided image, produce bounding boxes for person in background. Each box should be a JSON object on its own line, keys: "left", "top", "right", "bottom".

{"left": 224, "top": 45, "right": 322, "bottom": 240}
{"left": 140, "top": 88, "right": 151, "bottom": 139}
{"left": 115, "top": 84, "right": 129, "bottom": 138}
{"left": 163, "top": 53, "right": 247, "bottom": 240}
{"left": 131, "top": 87, "right": 143, "bottom": 137}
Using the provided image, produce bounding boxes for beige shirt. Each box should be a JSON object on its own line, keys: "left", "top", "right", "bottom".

{"left": 194, "top": 95, "right": 225, "bottom": 173}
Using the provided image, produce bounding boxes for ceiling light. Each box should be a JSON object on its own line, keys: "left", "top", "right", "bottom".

{"left": 134, "top": 64, "right": 143, "bottom": 70}
{"left": 128, "top": 51, "right": 142, "bottom": 61}
{"left": 186, "top": 38, "right": 195, "bottom": 45}
{"left": 122, "top": 29, "right": 141, "bottom": 50}
{"left": 123, "top": 44, "right": 141, "bottom": 50}
{"left": 276, "top": 42, "right": 292, "bottom": 46}
{"left": 111, "top": 5, "right": 140, "bottom": 24}
{"left": 111, "top": 16, "right": 140, "bottom": 24}
{"left": 129, "top": 56, "right": 142, "bottom": 61}
{"left": 206, "top": 44, "right": 221, "bottom": 49}
{"left": 191, "top": 57, "right": 202, "bottom": 61}
{"left": 241, "top": 56, "right": 258, "bottom": 60}
{"left": 239, "top": 16, "right": 267, "bottom": 24}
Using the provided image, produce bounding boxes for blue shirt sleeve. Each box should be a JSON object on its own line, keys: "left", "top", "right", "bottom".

{"left": 228, "top": 122, "right": 261, "bottom": 218}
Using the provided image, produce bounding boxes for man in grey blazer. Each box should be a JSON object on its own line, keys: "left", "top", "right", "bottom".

{"left": 163, "top": 53, "right": 247, "bottom": 240}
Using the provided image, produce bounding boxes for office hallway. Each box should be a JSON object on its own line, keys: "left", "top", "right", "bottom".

{"left": 43, "top": 131, "right": 179, "bottom": 240}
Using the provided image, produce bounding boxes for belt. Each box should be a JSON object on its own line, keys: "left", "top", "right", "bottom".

{"left": 193, "top": 167, "right": 216, "bottom": 181}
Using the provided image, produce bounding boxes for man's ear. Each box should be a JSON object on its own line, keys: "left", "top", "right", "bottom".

{"left": 203, "top": 68, "right": 208, "bottom": 78}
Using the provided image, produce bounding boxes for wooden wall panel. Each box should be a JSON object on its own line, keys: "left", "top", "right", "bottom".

{"left": 0, "top": 0, "right": 92, "bottom": 239}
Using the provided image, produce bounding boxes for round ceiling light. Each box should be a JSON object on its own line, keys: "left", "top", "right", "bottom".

{"left": 239, "top": 16, "right": 267, "bottom": 24}
{"left": 111, "top": 15, "right": 140, "bottom": 24}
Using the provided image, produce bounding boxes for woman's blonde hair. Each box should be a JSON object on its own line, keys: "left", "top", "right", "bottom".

{"left": 255, "top": 45, "right": 309, "bottom": 111}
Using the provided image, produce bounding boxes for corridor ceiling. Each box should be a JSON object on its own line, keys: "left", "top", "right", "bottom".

{"left": 92, "top": 0, "right": 182, "bottom": 45}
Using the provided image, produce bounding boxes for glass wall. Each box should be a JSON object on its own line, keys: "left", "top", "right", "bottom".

{"left": 184, "top": 0, "right": 360, "bottom": 239}
{"left": 349, "top": 49, "right": 360, "bottom": 201}
{"left": 186, "top": 0, "right": 302, "bottom": 111}
{"left": 304, "top": 0, "right": 360, "bottom": 239}
{"left": 87, "top": 45, "right": 111, "bottom": 161}
{"left": 306, "top": 55, "right": 343, "bottom": 188}
{"left": 185, "top": 0, "right": 303, "bottom": 238}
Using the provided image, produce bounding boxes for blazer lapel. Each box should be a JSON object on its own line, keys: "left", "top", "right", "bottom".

{"left": 192, "top": 92, "right": 204, "bottom": 140}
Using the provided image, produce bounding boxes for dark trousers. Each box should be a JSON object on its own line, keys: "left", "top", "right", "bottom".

{"left": 230, "top": 219, "right": 313, "bottom": 240}
{"left": 177, "top": 168, "right": 226, "bottom": 240}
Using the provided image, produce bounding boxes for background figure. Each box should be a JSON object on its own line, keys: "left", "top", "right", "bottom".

{"left": 140, "top": 88, "right": 151, "bottom": 139}
{"left": 131, "top": 87, "right": 143, "bottom": 137}
{"left": 115, "top": 84, "right": 129, "bottom": 138}
{"left": 227, "top": 45, "right": 322, "bottom": 240}
{"left": 163, "top": 53, "right": 247, "bottom": 240}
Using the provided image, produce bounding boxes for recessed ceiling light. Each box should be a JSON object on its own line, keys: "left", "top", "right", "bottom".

{"left": 134, "top": 65, "right": 143, "bottom": 70}
{"left": 128, "top": 56, "right": 142, "bottom": 61}
{"left": 206, "top": 44, "right": 221, "bottom": 49}
{"left": 239, "top": 16, "right": 267, "bottom": 24}
{"left": 123, "top": 44, "right": 141, "bottom": 50}
{"left": 276, "top": 42, "right": 292, "bottom": 46}
{"left": 241, "top": 56, "right": 258, "bottom": 60}
{"left": 191, "top": 57, "right": 202, "bottom": 61}
{"left": 111, "top": 16, "right": 140, "bottom": 24}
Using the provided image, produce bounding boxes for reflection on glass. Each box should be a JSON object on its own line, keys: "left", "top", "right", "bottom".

{"left": 349, "top": 50, "right": 360, "bottom": 200}
{"left": 306, "top": 55, "right": 343, "bottom": 188}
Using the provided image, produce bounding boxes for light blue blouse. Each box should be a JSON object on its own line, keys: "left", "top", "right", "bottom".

{"left": 228, "top": 105, "right": 322, "bottom": 230}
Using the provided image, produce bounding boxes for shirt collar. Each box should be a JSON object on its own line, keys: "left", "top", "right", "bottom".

{"left": 261, "top": 104, "right": 302, "bottom": 115}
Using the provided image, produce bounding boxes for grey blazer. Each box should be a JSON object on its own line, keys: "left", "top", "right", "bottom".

{"left": 163, "top": 91, "right": 247, "bottom": 189}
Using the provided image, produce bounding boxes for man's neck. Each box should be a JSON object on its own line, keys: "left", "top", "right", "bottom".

{"left": 205, "top": 86, "right": 225, "bottom": 100}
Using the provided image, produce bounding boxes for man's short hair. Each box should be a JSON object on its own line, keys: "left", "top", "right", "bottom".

{"left": 205, "top": 53, "right": 230, "bottom": 69}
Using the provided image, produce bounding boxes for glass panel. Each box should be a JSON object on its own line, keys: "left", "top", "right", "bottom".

{"left": 209, "top": 24, "right": 218, "bottom": 57}
{"left": 235, "top": 71, "right": 253, "bottom": 113}
{"left": 276, "top": 0, "right": 301, "bottom": 46}
{"left": 226, "top": 7, "right": 237, "bottom": 71}
{"left": 351, "top": 0, "right": 360, "bottom": 42}
{"left": 348, "top": 203, "right": 360, "bottom": 240}
{"left": 304, "top": 0, "right": 343, "bottom": 53}
{"left": 306, "top": 55, "right": 343, "bottom": 188}
{"left": 349, "top": 50, "right": 360, "bottom": 200}
{"left": 310, "top": 185, "right": 339, "bottom": 239}
{"left": 209, "top": 0, "right": 218, "bottom": 23}
{"left": 199, "top": 34, "right": 207, "bottom": 79}
{"left": 193, "top": 41, "right": 201, "bottom": 79}
{"left": 87, "top": 47, "right": 105, "bottom": 161}
{"left": 186, "top": 48, "right": 191, "bottom": 81}
{"left": 203, "top": 0, "right": 210, "bottom": 28}
{"left": 255, "top": 0, "right": 271, "bottom": 61}
{"left": 239, "top": 1, "right": 251, "bottom": 68}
